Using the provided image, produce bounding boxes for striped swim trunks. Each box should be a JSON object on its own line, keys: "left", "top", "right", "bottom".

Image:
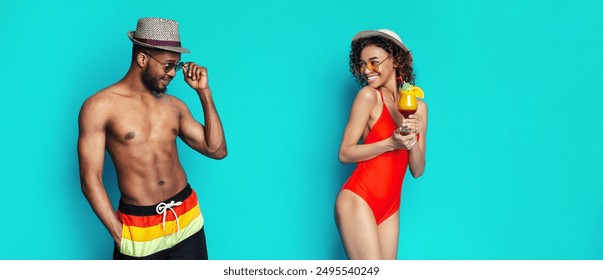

{"left": 115, "top": 184, "right": 206, "bottom": 259}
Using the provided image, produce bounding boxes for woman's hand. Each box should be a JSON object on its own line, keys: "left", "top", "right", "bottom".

{"left": 391, "top": 128, "right": 417, "bottom": 150}
{"left": 401, "top": 114, "right": 423, "bottom": 134}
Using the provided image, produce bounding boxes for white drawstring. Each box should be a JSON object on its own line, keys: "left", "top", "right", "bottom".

{"left": 156, "top": 200, "right": 183, "bottom": 232}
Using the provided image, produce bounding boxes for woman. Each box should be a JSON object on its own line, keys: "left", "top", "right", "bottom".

{"left": 335, "top": 29, "right": 427, "bottom": 260}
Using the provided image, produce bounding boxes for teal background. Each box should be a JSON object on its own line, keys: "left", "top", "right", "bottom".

{"left": 1, "top": 0, "right": 602, "bottom": 260}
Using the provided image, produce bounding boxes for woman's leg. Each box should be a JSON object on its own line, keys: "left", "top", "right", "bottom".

{"left": 335, "top": 190, "right": 382, "bottom": 259}
{"left": 377, "top": 211, "right": 400, "bottom": 260}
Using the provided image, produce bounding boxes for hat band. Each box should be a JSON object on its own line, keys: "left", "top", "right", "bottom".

{"left": 134, "top": 37, "right": 181, "bottom": 47}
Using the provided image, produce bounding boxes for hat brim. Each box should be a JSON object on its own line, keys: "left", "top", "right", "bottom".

{"left": 128, "top": 31, "right": 190, "bottom": 54}
{"left": 352, "top": 30, "right": 409, "bottom": 53}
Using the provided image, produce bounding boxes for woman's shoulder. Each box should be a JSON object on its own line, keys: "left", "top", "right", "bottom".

{"left": 417, "top": 98, "right": 428, "bottom": 116}
{"left": 417, "top": 98, "right": 428, "bottom": 107}
{"left": 354, "top": 86, "right": 380, "bottom": 104}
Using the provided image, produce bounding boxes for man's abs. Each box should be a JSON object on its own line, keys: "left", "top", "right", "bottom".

{"left": 107, "top": 142, "right": 189, "bottom": 206}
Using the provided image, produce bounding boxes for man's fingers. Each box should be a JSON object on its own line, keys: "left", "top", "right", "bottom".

{"left": 182, "top": 63, "right": 207, "bottom": 81}
{"left": 195, "top": 67, "right": 202, "bottom": 80}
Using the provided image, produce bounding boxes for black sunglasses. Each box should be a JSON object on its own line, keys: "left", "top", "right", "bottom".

{"left": 143, "top": 52, "right": 185, "bottom": 73}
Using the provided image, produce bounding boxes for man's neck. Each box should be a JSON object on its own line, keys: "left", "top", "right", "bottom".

{"left": 119, "top": 68, "right": 157, "bottom": 97}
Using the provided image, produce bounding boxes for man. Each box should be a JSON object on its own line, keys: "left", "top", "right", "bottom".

{"left": 77, "top": 17, "right": 227, "bottom": 260}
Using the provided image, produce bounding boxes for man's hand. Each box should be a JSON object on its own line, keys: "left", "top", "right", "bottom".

{"left": 182, "top": 62, "right": 209, "bottom": 91}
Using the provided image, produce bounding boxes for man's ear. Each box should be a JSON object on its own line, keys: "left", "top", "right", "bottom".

{"left": 137, "top": 52, "right": 147, "bottom": 68}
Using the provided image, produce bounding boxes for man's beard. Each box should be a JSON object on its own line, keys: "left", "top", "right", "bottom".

{"left": 142, "top": 67, "right": 167, "bottom": 94}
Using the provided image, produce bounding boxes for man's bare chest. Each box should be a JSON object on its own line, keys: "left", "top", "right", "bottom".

{"left": 107, "top": 102, "right": 180, "bottom": 144}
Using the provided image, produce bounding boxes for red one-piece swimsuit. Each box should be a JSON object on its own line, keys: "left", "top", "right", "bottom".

{"left": 341, "top": 89, "right": 415, "bottom": 225}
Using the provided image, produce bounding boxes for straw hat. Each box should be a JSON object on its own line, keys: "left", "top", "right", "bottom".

{"left": 128, "top": 17, "right": 190, "bottom": 53}
{"left": 352, "top": 29, "right": 409, "bottom": 53}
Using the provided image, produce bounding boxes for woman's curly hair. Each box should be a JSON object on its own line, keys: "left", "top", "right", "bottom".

{"left": 349, "top": 35, "right": 415, "bottom": 87}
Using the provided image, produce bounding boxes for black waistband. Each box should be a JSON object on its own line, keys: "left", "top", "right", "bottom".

{"left": 118, "top": 184, "right": 192, "bottom": 216}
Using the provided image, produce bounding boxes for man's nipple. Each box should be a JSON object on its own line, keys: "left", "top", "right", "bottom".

{"left": 125, "top": 132, "right": 135, "bottom": 140}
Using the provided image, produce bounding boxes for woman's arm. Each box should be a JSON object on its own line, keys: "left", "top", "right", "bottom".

{"left": 404, "top": 99, "right": 427, "bottom": 177}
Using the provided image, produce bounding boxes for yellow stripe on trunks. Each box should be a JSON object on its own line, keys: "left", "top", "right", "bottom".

{"left": 119, "top": 214, "right": 204, "bottom": 258}
{"left": 122, "top": 204, "right": 202, "bottom": 242}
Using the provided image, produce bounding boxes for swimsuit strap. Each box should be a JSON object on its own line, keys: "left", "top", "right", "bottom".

{"left": 375, "top": 89, "right": 385, "bottom": 103}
